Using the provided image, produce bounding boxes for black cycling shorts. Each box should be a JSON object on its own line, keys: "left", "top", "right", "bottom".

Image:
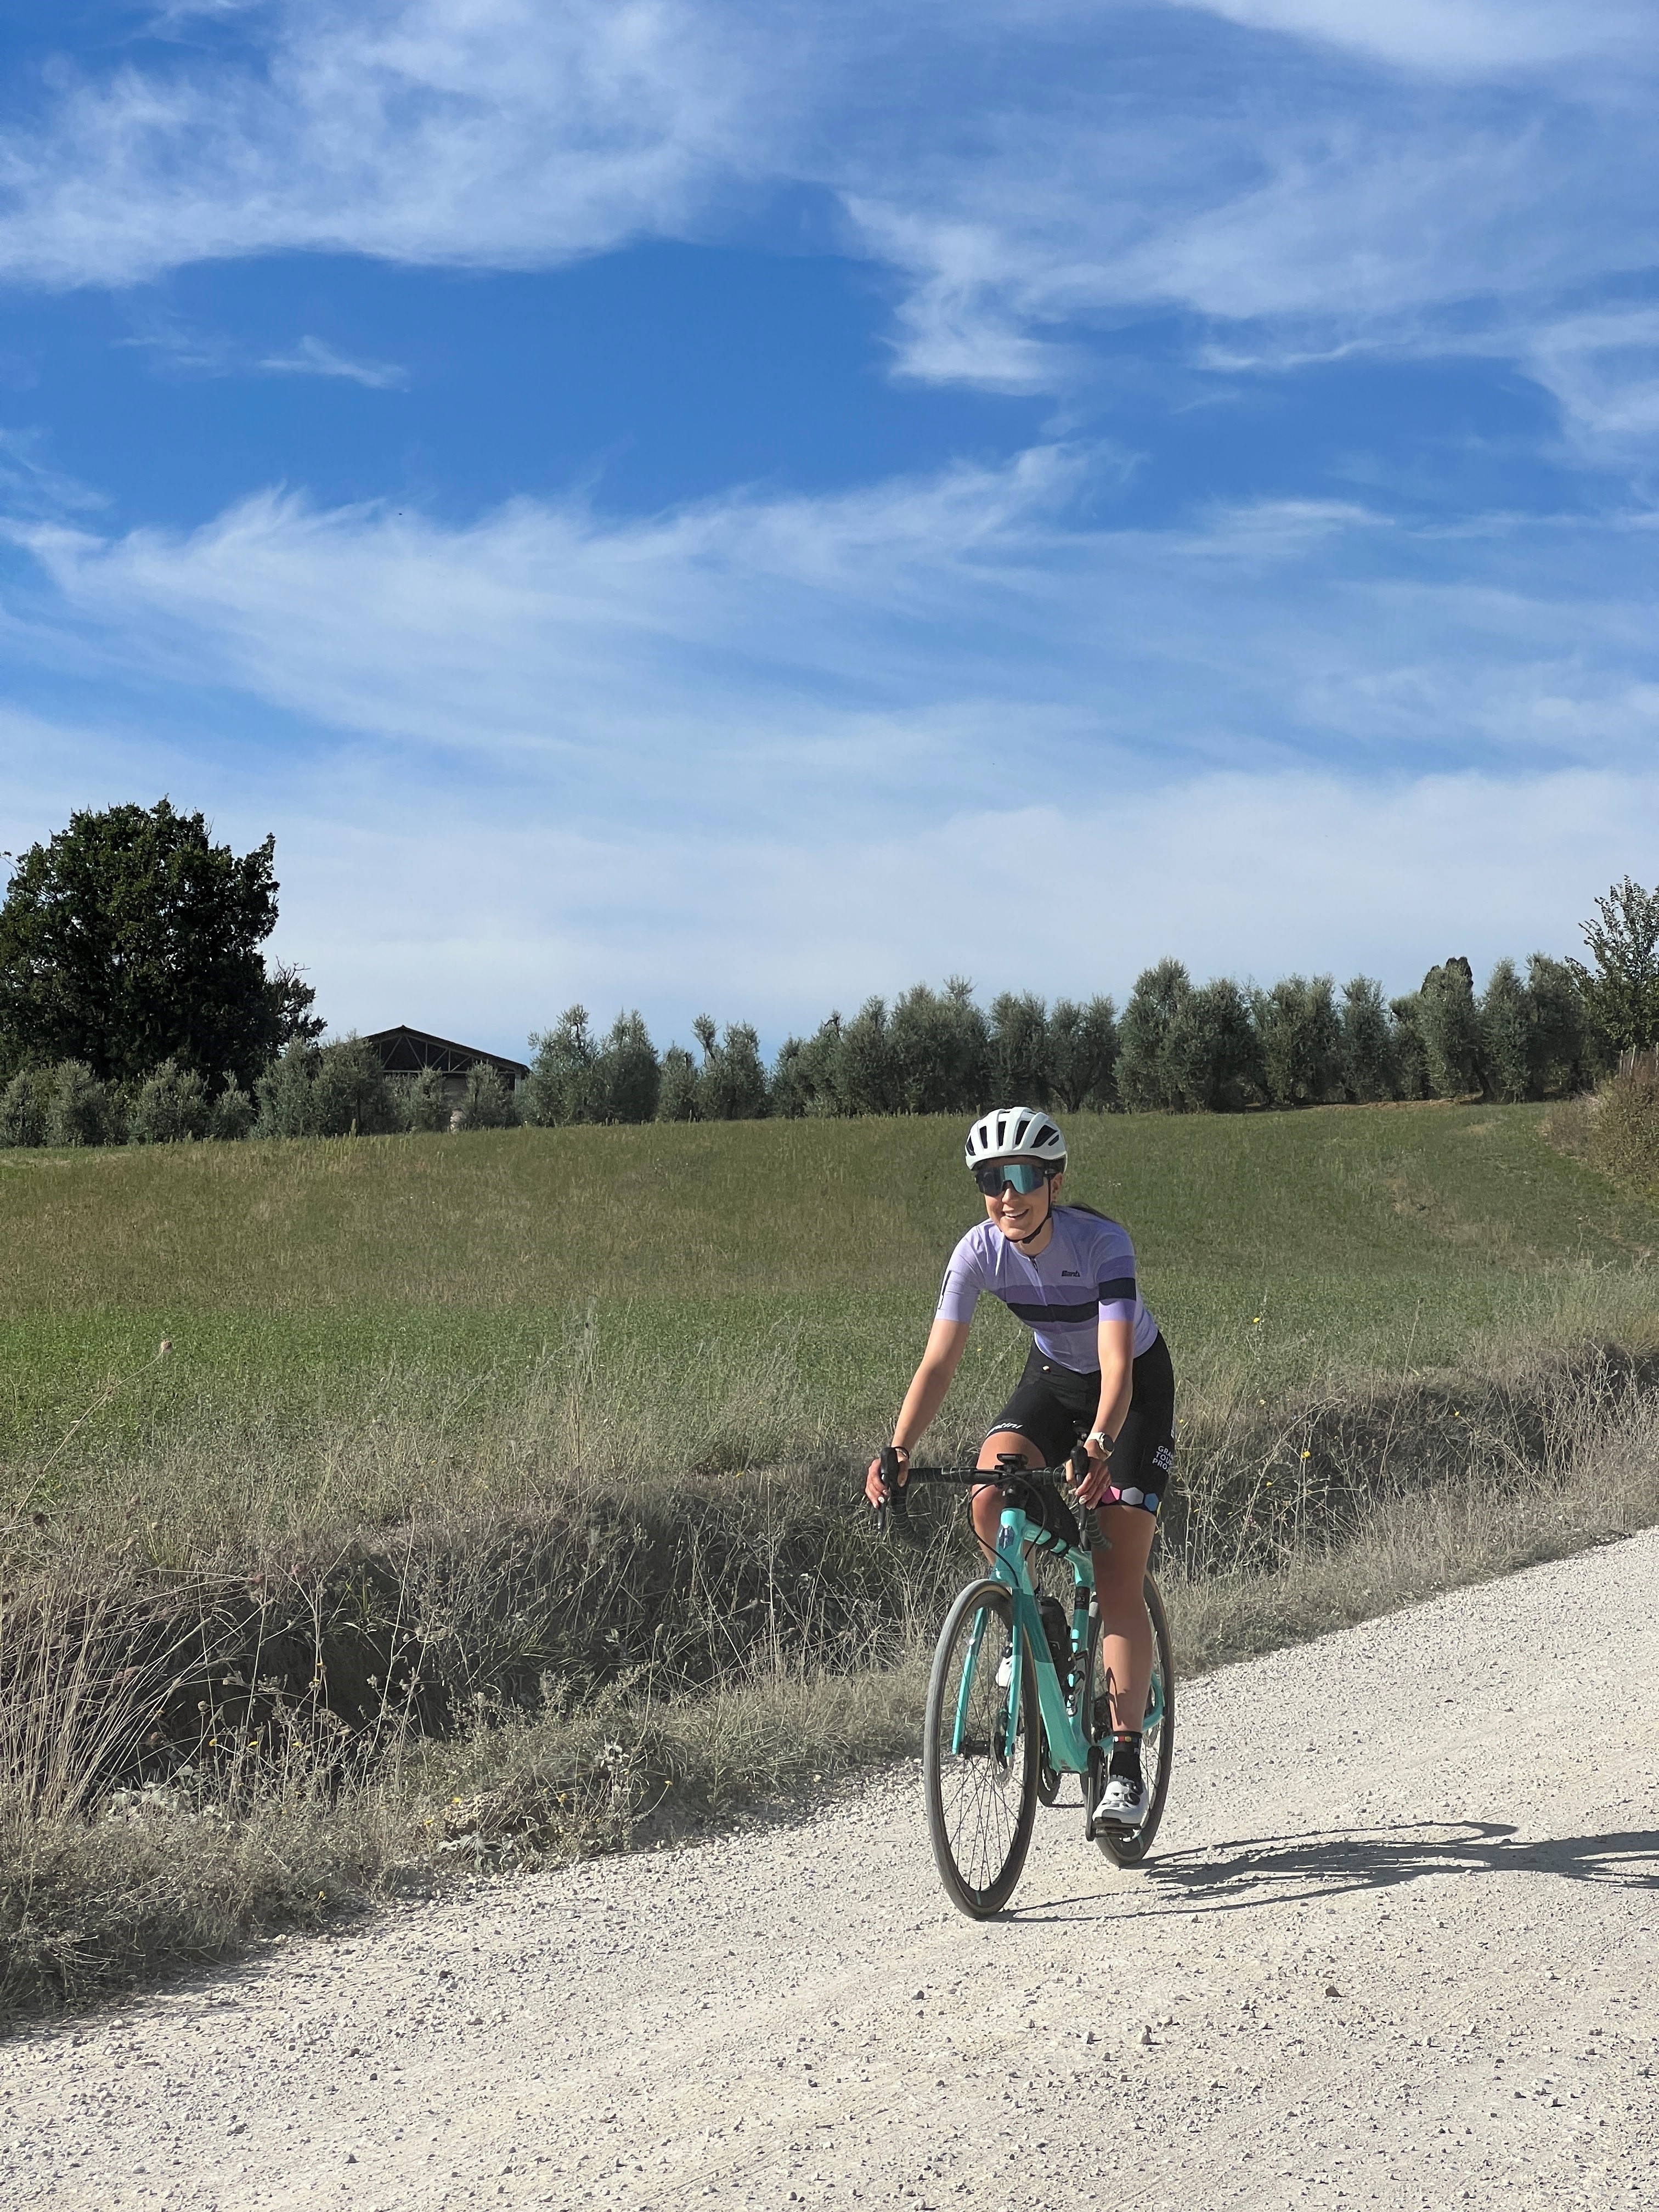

{"left": 984, "top": 1333, "right": 1176, "bottom": 1536}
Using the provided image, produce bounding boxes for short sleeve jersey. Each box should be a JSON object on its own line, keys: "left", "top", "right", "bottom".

{"left": 934, "top": 1206, "right": 1158, "bottom": 1373}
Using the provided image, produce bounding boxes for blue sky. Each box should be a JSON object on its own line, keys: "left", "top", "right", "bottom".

{"left": 2, "top": 1, "right": 1658, "bottom": 1056}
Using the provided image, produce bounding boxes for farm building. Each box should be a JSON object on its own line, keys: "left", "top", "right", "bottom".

{"left": 363, "top": 1026, "right": 529, "bottom": 1109}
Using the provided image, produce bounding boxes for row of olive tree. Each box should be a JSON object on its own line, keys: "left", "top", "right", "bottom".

{"left": 0, "top": 1057, "right": 258, "bottom": 1149}
{"left": 0, "top": 955, "right": 1613, "bottom": 1150}
{"left": 515, "top": 983, "right": 1118, "bottom": 1130}
{"left": 252, "top": 1040, "right": 517, "bottom": 1138}
{"left": 1111, "top": 954, "right": 1601, "bottom": 1113}
{"left": 8, "top": 869, "right": 1652, "bottom": 1146}
{"left": 513, "top": 951, "right": 1605, "bottom": 1130}
{"left": 524, "top": 873, "right": 1649, "bottom": 1124}
{"left": 0, "top": 1038, "right": 519, "bottom": 1149}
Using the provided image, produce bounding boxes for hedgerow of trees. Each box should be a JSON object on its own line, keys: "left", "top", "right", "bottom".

{"left": 1, "top": 818, "right": 1655, "bottom": 1147}
{"left": 506, "top": 947, "right": 1605, "bottom": 1130}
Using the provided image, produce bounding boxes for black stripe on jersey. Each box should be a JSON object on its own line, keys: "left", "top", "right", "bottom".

{"left": 1097, "top": 1276, "right": 1136, "bottom": 1302}
{"left": 1005, "top": 1297, "right": 1101, "bottom": 1326}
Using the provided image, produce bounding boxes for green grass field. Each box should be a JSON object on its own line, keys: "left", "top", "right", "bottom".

{"left": 3, "top": 1101, "right": 1656, "bottom": 1546}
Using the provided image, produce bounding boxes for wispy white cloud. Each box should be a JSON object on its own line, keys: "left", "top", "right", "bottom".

{"left": 0, "top": 0, "right": 775, "bottom": 288}
{"left": 12, "top": 451, "right": 1657, "bottom": 794}
{"left": 0, "top": 0, "right": 1654, "bottom": 431}
{"left": 0, "top": 428, "right": 110, "bottom": 516}
{"left": 1521, "top": 306, "right": 1659, "bottom": 456}
{"left": 1163, "top": 0, "right": 1651, "bottom": 72}
{"left": 4, "top": 444, "right": 1656, "bottom": 996}
{"left": 833, "top": 58, "right": 1657, "bottom": 399}
{"left": 255, "top": 334, "right": 407, "bottom": 387}
{"left": 123, "top": 315, "right": 408, "bottom": 387}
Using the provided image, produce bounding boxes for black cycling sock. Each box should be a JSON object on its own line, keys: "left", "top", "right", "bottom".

{"left": 1108, "top": 1731, "right": 1143, "bottom": 1782}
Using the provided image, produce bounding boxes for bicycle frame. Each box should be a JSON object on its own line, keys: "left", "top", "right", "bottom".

{"left": 967, "top": 1499, "right": 1095, "bottom": 1771}
{"left": 952, "top": 1499, "right": 1168, "bottom": 1775}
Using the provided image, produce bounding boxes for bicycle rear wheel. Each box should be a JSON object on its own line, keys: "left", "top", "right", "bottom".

{"left": 1090, "top": 1572, "right": 1176, "bottom": 1866}
{"left": 923, "top": 1578, "right": 1040, "bottom": 1917}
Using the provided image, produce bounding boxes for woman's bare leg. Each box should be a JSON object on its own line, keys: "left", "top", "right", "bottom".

{"left": 1091, "top": 1502, "right": 1156, "bottom": 1731}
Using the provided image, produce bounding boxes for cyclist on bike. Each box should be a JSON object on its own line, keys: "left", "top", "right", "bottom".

{"left": 865, "top": 1107, "right": 1175, "bottom": 1825}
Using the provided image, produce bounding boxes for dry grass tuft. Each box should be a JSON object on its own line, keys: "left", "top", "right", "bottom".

{"left": 1588, "top": 1067, "right": 1659, "bottom": 1194}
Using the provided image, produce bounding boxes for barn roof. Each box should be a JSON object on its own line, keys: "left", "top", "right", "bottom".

{"left": 363, "top": 1026, "right": 531, "bottom": 1080}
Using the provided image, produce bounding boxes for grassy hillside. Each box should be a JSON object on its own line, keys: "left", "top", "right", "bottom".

{"left": 2, "top": 1101, "right": 1655, "bottom": 1545}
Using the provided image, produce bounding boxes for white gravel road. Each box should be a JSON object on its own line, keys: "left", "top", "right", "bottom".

{"left": 7, "top": 1531, "right": 1659, "bottom": 2212}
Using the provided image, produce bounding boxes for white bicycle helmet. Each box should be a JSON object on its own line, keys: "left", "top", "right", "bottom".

{"left": 963, "top": 1106, "right": 1067, "bottom": 1170}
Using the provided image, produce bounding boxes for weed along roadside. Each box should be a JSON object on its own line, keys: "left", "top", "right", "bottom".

{"left": 4, "top": 1103, "right": 1659, "bottom": 2020}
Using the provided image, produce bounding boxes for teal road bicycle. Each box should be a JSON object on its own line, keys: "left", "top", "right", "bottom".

{"left": 876, "top": 1448, "right": 1175, "bottom": 1918}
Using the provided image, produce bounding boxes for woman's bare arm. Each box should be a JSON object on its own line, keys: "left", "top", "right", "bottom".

{"left": 863, "top": 1317, "right": 971, "bottom": 1505}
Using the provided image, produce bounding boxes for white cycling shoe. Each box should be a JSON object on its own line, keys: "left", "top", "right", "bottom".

{"left": 1094, "top": 1770, "right": 1148, "bottom": 1826}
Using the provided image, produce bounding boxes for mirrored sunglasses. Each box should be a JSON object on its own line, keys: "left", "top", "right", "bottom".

{"left": 972, "top": 1160, "right": 1052, "bottom": 1196}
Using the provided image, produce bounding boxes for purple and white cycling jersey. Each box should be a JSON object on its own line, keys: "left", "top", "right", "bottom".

{"left": 934, "top": 1206, "right": 1159, "bottom": 1373}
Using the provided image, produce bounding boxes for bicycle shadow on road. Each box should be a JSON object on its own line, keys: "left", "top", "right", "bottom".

{"left": 1011, "top": 1821, "right": 1659, "bottom": 1922}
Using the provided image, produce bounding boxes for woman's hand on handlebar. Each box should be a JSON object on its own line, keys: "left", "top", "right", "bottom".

{"left": 864, "top": 1445, "right": 909, "bottom": 1511}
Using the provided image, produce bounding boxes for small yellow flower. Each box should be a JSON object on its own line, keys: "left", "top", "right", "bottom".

{"left": 1300, "top": 1449, "right": 1311, "bottom": 1460}
{"left": 1252, "top": 1316, "right": 1262, "bottom": 1325}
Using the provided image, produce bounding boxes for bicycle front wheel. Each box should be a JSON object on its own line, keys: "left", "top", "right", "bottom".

{"left": 1091, "top": 1571, "right": 1176, "bottom": 1867}
{"left": 923, "top": 1578, "right": 1040, "bottom": 1917}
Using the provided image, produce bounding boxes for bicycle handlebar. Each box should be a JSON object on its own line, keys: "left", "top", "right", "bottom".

{"left": 871, "top": 1446, "right": 1088, "bottom": 1544}
{"left": 873, "top": 1445, "right": 913, "bottom": 1541}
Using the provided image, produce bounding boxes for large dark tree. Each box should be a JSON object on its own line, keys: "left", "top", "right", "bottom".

{"left": 0, "top": 799, "right": 315, "bottom": 1090}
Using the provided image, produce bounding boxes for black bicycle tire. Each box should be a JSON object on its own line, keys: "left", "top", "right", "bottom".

{"left": 923, "top": 1578, "right": 1040, "bottom": 1917}
{"left": 1091, "top": 1571, "right": 1176, "bottom": 1866}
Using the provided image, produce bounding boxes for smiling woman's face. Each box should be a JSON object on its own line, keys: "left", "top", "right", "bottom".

{"left": 983, "top": 1164, "right": 1062, "bottom": 1244}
